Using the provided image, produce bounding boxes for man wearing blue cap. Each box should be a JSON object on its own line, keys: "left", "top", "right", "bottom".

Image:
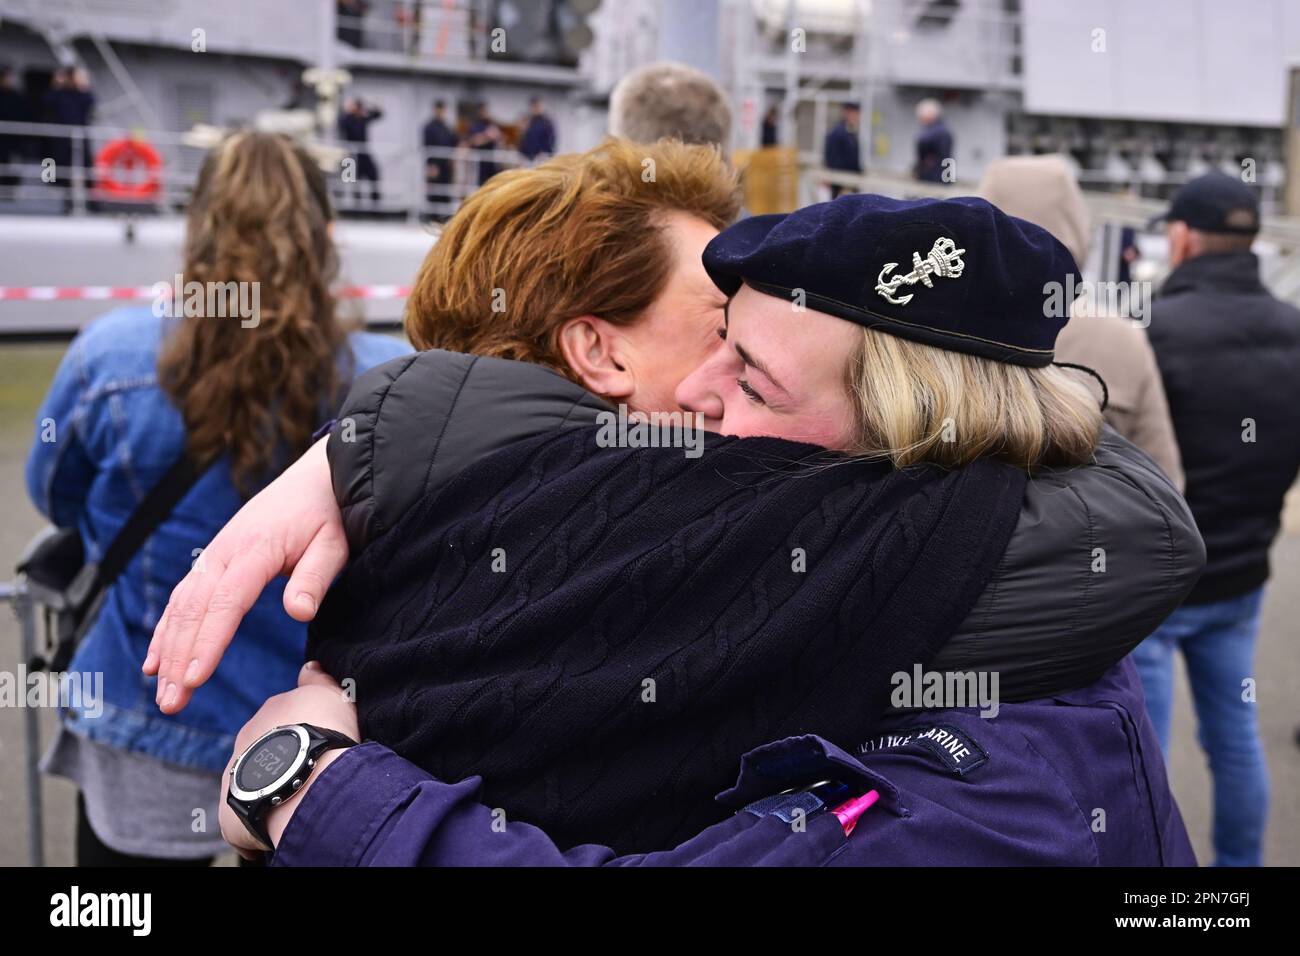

{"left": 1134, "top": 172, "right": 1300, "bottom": 866}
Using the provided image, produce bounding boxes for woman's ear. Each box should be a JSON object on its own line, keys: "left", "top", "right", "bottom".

{"left": 558, "top": 315, "right": 634, "bottom": 400}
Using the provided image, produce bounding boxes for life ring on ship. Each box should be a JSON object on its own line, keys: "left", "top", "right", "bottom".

{"left": 95, "top": 138, "right": 163, "bottom": 201}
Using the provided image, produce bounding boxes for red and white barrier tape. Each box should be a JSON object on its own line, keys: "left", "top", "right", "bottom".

{"left": 0, "top": 285, "right": 412, "bottom": 302}
{"left": 334, "top": 285, "right": 413, "bottom": 300}
{"left": 0, "top": 286, "right": 158, "bottom": 302}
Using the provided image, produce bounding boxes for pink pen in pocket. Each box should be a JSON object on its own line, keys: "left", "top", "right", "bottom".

{"left": 831, "top": 789, "right": 880, "bottom": 837}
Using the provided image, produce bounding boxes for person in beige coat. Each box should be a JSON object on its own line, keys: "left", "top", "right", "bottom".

{"left": 979, "top": 155, "right": 1184, "bottom": 490}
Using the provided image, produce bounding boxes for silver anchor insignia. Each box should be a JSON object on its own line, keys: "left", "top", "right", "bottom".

{"left": 875, "top": 237, "right": 966, "bottom": 306}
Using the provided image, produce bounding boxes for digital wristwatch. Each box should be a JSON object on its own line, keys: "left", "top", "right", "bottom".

{"left": 227, "top": 723, "right": 357, "bottom": 851}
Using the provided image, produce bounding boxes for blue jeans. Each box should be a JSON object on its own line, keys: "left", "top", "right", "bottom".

{"left": 1131, "top": 588, "right": 1269, "bottom": 867}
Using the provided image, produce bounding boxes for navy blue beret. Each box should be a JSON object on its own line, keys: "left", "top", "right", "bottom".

{"left": 703, "top": 194, "right": 1081, "bottom": 367}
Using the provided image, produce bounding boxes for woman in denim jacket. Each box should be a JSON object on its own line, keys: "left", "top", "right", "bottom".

{"left": 25, "top": 131, "right": 411, "bottom": 865}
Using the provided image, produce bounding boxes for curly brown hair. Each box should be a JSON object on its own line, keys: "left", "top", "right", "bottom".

{"left": 158, "top": 131, "right": 353, "bottom": 495}
{"left": 405, "top": 138, "right": 741, "bottom": 378}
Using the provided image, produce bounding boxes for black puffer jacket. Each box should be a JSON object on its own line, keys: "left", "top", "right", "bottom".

{"left": 1148, "top": 251, "right": 1300, "bottom": 604}
{"left": 328, "top": 349, "right": 1205, "bottom": 702}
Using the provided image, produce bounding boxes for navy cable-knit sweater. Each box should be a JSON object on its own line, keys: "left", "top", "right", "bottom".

{"left": 309, "top": 425, "right": 1026, "bottom": 852}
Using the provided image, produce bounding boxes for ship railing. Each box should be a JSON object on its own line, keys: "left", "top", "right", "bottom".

{"left": 0, "top": 118, "right": 533, "bottom": 221}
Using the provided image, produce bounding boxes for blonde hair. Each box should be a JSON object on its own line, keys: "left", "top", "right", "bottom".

{"left": 844, "top": 328, "right": 1102, "bottom": 470}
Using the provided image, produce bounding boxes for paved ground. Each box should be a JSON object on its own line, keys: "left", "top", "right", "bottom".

{"left": 0, "top": 341, "right": 1295, "bottom": 866}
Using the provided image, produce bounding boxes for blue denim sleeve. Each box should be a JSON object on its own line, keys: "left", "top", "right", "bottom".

{"left": 271, "top": 743, "right": 842, "bottom": 867}
{"left": 25, "top": 334, "right": 97, "bottom": 528}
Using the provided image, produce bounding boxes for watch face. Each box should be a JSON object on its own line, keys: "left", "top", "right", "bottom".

{"left": 235, "top": 728, "right": 303, "bottom": 794}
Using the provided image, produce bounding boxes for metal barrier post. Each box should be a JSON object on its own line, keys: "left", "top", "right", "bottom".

{"left": 70, "top": 128, "right": 87, "bottom": 216}
{"left": 1, "top": 579, "right": 44, "bottom": 867}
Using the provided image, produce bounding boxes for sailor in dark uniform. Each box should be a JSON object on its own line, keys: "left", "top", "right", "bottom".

{"left": 226, "top": 194, "right": 1202, "bottom": 867}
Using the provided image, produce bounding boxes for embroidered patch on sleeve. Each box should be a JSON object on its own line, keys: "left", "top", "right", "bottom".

{"left": 857, "top": 723, "right": 989, "bottom": 776}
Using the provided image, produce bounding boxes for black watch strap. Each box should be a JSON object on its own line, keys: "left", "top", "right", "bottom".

{"left": 229, "top": 724, "right": 357, "bottom": 852}
{"left": 302, "top": 723, "right": 359, "bottom": 751}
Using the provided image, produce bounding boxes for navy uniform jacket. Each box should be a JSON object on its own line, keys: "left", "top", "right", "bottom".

{"left": 272, "top": 658, "right": 1194, "bottom": 866}
{"left": 422, "top": 118, "right": 458, "bottom": 186}
{"left": 422, "top": 118, "right": 457, "bottom": 150}
{"left": 519, "top": 114, "right": 556, "bottom": 161}
{"left": 823, "top": 121, "right": 861, "bottom": 174}
{"left": 0, "top": 86, "right": 29, "bottom": 160}
{"left": 466, "top": 118, "right": 501, "bottom": 184}
{"left": 915, "top": 120, "right": 953, "bottom": 182}
{"left": 339, "top": 107, "right": 382, "bottom": 145}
